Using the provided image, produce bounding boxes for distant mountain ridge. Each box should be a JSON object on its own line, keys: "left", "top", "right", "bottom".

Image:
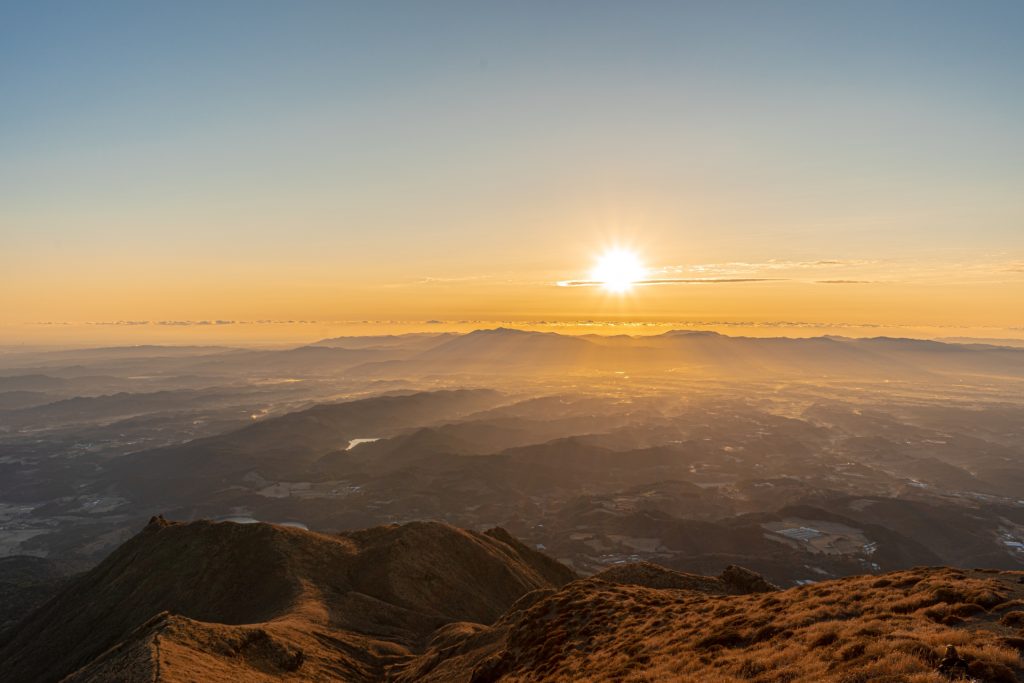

{"left": 334, "top": 328, "right": 1024, "bottom": 380}
{"left": 6, "top": 330, "right": 1023, "bottom": 386}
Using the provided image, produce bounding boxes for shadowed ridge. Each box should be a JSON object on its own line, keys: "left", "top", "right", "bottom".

{"left": 720, "top": 563, "right": 781, "bottom": 594}
{"left": 61, "top": 611, "right": 168, "bottom": 683}
{"left": 593, "top": 560, "right": 777, "bottom": 594}
{"left": 483, "top": 526, "right": 578, "bottom": 587}
{"left": 0, "top": 520, "right": 312, "bottom": 683}
{"left": 0, "top": 518, "right": 574, "bottom": 683}
{"left": 340, "top": 521, "right": 576, "bottom": 625}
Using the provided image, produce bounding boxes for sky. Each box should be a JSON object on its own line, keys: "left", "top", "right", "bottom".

{"left": 2, "top": 1, "right": 1023, "bottom": 344}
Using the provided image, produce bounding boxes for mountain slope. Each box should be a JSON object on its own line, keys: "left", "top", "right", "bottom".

{"left": 0, "top": 556, "right": 77, "bottom": 634}
{"left": 0, "top": 517, "right": 573, "bottom": 683}
{"left": 396, "top": 566, "right": 1024, "bottom": 682}
{"left": 5, "top": 518, "right": 1024, "bottom": 682}
{"left": 103, "top": 388, "right": 505, "bottom": 501}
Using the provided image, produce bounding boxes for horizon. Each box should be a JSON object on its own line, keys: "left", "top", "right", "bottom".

{"left": 6, "top": 319, "right": 1024, "bottom": 350}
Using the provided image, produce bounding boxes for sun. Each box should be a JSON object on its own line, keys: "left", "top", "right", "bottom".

{"left": 591, "top": 248, "right": 647, "bottom": 293}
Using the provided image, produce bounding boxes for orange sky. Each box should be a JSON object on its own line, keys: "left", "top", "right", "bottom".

{"left": 4, "top": 3, "right": 1024, "bottom": 345}
{"left": 5, "top": 253, "right": 1023, "bottom": 346}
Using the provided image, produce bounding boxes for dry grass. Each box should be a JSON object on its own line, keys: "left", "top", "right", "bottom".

{"left": 412, "top": 566, "right": 1024, "bottom": 682}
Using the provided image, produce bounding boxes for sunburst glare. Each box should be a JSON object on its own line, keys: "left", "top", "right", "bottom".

{"left": 591, "top": 248, "right": 647, "bottom": 293}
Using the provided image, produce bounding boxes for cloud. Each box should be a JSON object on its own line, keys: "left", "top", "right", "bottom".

{"left": 34, "top": 320, "right": 328, "bottom": 327}
{"left": 416, "top": 275, "right": 491, "bottom": 284}
{"left": 815, "top": 280, "right": 874, "bottom": 284}
{"left": 556, "top": 278, "right": 780, "bottom": 287}
{"left": 660, "top": 259, "right": 876, "bottom": 276}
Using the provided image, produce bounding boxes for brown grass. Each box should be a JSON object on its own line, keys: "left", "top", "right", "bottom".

{"left": 400, "top": 566, "right": 1024, "bottom": 682}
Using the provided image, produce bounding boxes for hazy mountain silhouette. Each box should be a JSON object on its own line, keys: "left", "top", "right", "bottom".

{"left": 332, "top": 329, "right": 1024, "bottom": 380}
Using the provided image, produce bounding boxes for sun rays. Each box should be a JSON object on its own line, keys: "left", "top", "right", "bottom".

{"left": 589, "top": 248, "right": 648, "bottom": 293}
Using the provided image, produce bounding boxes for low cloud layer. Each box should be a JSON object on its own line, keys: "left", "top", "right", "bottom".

{"left": 557, "top": 278, "right": 779, "bottom": 287}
